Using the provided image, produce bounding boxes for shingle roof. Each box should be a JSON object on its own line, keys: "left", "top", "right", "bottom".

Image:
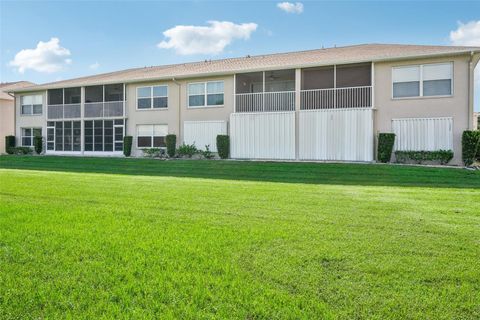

{"left": 0, "top": 81, "right": 35, "bottom": 100}
{"left": 8, "top": 43, "right": 480, "bottom": 93}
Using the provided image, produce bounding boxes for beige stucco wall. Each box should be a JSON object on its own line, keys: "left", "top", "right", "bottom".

{"left": 126, "top": 75, "right": 234, "bottom": 156}
{"left": 374, "top": 55, "right": 472, "bottom": 165}
{"left": 14, "top": 91, "right": 47, "bottom": 150}
{"left": 0, "top": 99, "right": 15, "bottom": 153}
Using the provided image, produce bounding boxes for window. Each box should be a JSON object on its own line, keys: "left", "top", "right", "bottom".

{"left": 64, "top": 87, "right": 81, "bottom": 104}
{"left": 46, "top": 121, "right": 81, "bottom": 151}
{"left": 21, "top": 128, "right": 42, "bottom": 146}
{"left": 105, "top": 84, "right": 124, "bottom": 102}
{"left": 137, "top": 85, "right": 168, "bottom": 109}
{"left": 392, "top": 62, "right": 452, "bottom": 98}
{"left": 84, "top": 119, "right": 124, "bottom": 152}
{"left": 137, "top": 124, "right": 168, "bottom": 148}
{"left": 21, "top": 95, "right": 43, "bottom": 115}
{"left": 188, "top": 81, "right": 224, "bottom": 108}
{"left": 48, "top": 89, "right": 63, "bottom": 105}
{"left": 85, "top": 86, "right": 103, "bottom": 103}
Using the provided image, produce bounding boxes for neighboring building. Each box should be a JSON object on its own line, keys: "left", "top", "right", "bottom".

{"left": 7, "top": 44, "right": 480, "bottom": 165}
{"left": 0, "top": 81, "right": 35, "bottom": 153}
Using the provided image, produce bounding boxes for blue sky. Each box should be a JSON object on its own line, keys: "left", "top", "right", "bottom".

{"left": 1, "top": 0, "right": 479, "bottom": 109}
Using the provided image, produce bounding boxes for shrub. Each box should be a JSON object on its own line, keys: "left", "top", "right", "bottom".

{"left": 33, "top": 136, "right": 43, "bottom": 154}
{"left": 123, "top": 136, "right": 133, "bottom": 157}
{"left": 11, "top": 147, "right": 33, "bottom": 155}
{"left": 142, "top": 148, "right": 165, "bottom": 158}
{"left": 462, "top": 130, "right": 480, "bottom": 166}
{"left": 202, "top": 145, "right": 214, "bottom": 159}
{"left": 377, "top": 133, "right": 395, "bottom": 163}
{"left": 217, "top": 135, "right": 229, "bottom": 159}
{"left": 177, "top": 143, "right": 197, "bottom": 158}
{"left": 5, "top": 135, "right": 15, "bottom": 154}
{"left": 166, "top": 134, "right": 176, "bottom": 158}
{"left": 395, "top": 150, "right": 454, "bottom": 165}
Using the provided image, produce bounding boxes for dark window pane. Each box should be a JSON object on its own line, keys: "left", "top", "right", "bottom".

{"left": 47, "top": 121, "right": 54, "bottom": 126}
{"left": 336, "top": 63, "right": 371, "bottom": 88}
{"left": 153, "top": 97, "right": 168, "bottom": 108}
{"left": 207, "top": 94, "right": 224, "bottom": 106}
{"left": 137, "top": 98, "right": 151, "bottom": 109}
{"left": 48, "top": 89, "right": 63, "bottom": 105}
{"left": 22, "top": 137, "right": 31, "bottom": 146}
{"left": 85, "top": 136, "right": 93, "bottom": 143}
{"left": 393, "top": 81, "right": 420, "bottom": 98}
{"left": 153, "top": 136, "right": 166, "bottom": 147}
{"left": 33, "top": 105, "right": 42, "bottom": 114}
{"left": 104, "top": 143, "right": 113, "bottom": 151}
{"left": 21, "top": 105, "right": 32, "bottom": 115}
{"left": 423, "top": 79, "right": 451, "bottom": 96}
{"left": 301, "top": 66, "right": 334, "bottom": 90}
{"left": 73, "top": 121, "right": 81, "bottom": 129}
{"left": 115, "top": 142, "right": 123, "bottom": 151}
{"left": 47, "top": 142, "right": 54, "bottom": 150}
{"left": 85, "top": 86, "right": 103, "bottom": 103}
{"left": 94, "top": 143, "right": 103, "bottom": 151}
{"left": 114, "top": 119, "right": 124, "bottom": 125}
{"left": 84, "top": 121, "right": 93, "bottom": 128}
{"left": 189, "top": 95, "right": 204, "bottom": 107}
{"left": 64, "top": 87, "right": 81, "bottom": 104}
{"left": 137, "top": 136, "right": 152, "bottom": 148}
{"left": 105, "top": 84, "right": 123, "bottom": 102}
{"left": 85, "top": 143, "right": 93, "bottom": 151}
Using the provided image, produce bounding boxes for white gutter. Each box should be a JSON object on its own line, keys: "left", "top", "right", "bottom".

{"left": 468, "top": 51, "right": 480, "bottom": 129}
{"left": 172, "top": 77, "right": 182, "bottom": 144}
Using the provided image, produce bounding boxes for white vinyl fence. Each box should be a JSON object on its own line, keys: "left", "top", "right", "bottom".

{"left": 183, "top": 120, "right": 227, "bottom": 152}
{"left": 392, "top": 117, "right": 453, "bottom": 151}
{"left": 299, "top": 108, "right": 374, "bottom": 161}
{"left": 230, "top": 112, "right": 295, "bottom": 159}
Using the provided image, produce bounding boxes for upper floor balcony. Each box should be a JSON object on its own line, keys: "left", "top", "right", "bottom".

{"left": 234, "top": 63, "right": 372, "bottom": 113}
{"left": 47, "top": 83, "right": 125, "bottom": 120}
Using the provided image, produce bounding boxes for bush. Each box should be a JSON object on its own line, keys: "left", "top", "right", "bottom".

{"left": 462, "top": 130, "right": 480, "bottom": 166}
{"left": 217, "top": 135, "right": 230, "bottom": 159}
{"left": 377, "top": 133, "right": 395, "bottom": 163}
{"left": 11, "top": 147, "right": 33, "bottom": 155}
{"left": 166, "top": 134, "right": 176, "bottom": 158}
{"left": 5, "top": 135, "right": 15, "bottom": 154}
{"left": 123, "top": 136, "right": 133, "bottom": 157}
{"left": 177, "top": 143, "right": 197, "bottom": 158}
{"left": 395, "top": 150, "right": 454, "bottom": 165}
{"left": 142, "top": 148, "right": 166, "bottom": 158}
{"left": 202, "top": 145, "right": 214, "bottom": 159}
{"left": 33, "top": 136, "right": 43, "bottom": 154}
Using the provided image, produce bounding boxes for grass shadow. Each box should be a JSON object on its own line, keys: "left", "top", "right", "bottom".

{"left": 1, "top": 155, "right": 479, "bottom": 189}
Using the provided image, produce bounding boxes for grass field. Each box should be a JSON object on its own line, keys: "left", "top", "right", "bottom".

{"left": 1, "top": 156, "right": 479, "bottom": 319}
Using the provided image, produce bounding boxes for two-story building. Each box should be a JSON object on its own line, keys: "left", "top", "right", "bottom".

{"left": 7, "top": 44, "right": 480, "bottom": 165}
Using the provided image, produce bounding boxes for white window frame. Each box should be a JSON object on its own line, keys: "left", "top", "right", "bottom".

{"left": 136, "top": 85, "right": 168, "bottom": 110}
{"left": 392, "top": 62, "right": 453, "bottom": 100}
{"left": 187, "top": 81, "right": 224, "bottom": 108}
{"left": 136, "top": 124, "right": 168, "bottom": 149}
{"left": 21, "top": 127, "right": 42, "bottom": 147}
{"left": 20, "top": 94, "right": 43, "bottom": 116}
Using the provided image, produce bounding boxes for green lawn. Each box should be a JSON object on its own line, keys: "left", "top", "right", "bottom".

{"left": 1, "top": 156, "right": 479, "bottom": 319}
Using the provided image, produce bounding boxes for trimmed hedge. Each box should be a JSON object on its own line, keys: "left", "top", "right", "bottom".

{"left": 377, "top": 133, "right": 395, "bottom": 163}
{"left": 123, "top": 136, "right": 133, "bottom": 157}
{"left": 5, "top": 135, "right": 15, "bottom": 154}
{"left": 395, "top": 150, "right": 454, "bottom": 165}
{"left": 166, "top": 134, "right": 176, "bottom": 158}
{"left": 33, "top": 136, "right": 43, "bottom": 155}
{"left": 217, "top": 135, "right": 230, "bottom": 159}
{"left": 462, "top": 130, "right": 480, "bottom": 166}
{"left": 11, "top": 147, "right": 33, "bottom": 155}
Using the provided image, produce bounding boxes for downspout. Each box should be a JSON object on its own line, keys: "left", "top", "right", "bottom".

{"left": 468, "top": 51, "right": 480, "bottom": 130}
{"left": 172, "top": 78, "right": 182, "bottom": 145}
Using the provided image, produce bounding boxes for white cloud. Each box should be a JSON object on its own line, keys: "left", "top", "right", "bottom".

{"left": 89, "top": 62, "right": 100, "bottom": 70}
{"left": 277, "top": 2, "right": 303, "bottom": 14}
{"left": 9, "top": 38, "right": 72, "bottom": 73}
{"left": 449, "top": 20, "right": 480, "bottom": 46}
{"left": 157, "top": 20, "right": 258, "bottom": 55}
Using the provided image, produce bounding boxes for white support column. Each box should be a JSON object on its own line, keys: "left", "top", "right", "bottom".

{"left": 333, "top": 65, "right": 337, "bottom": 108}
{"left": 262, "top": 71, "right": 266, "bottom": 112}
{"left": 295, "top": 68, "right": 302, "bottom": 160}
{"left": 233, "top": 74, "right": 236, "bottom": 113}
{"left": 371, "top": 62, "right": 375, "bottom": 109}
{"left": 81, "top": 86, "right": 85, "bottom": 154}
